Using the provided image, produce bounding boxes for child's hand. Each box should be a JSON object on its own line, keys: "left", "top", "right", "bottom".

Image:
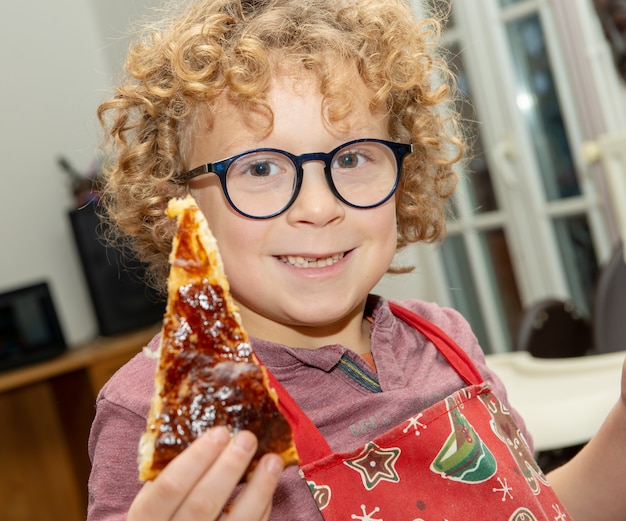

{"left": 127, "top": 427, "right": 284, "bottom": 521}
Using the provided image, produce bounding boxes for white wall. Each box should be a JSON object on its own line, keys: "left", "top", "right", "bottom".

{"left": 0, "top": 1, "right": 160, "bottom": 346}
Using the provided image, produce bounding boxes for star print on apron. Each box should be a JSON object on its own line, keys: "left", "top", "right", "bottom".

{"left": 266, "top": 303, "right": 571, "bottom": 521}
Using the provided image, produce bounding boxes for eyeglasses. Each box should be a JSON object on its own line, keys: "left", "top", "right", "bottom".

{"left": 178, "top": 138, "right": 413, "bottom": 219}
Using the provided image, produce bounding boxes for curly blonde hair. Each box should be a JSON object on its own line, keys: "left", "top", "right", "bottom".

{"left": 98, "top": 0, "right": 464, "bottom": 293}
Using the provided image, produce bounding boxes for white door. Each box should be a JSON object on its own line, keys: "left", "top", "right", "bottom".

{"left": 378, "top": 0, "right": 623, "bottom": 353}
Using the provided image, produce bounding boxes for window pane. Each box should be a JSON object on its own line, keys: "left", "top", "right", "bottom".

{"left": 552, "top": 215, "right": 599, "bottom": 315}
{"left": 447, "top": 43, "right": 499, "bottom": 213}
{"left": 482, "top": 229, "right": 523, "bottom": 346}
{"left": 506, "top": 14, "right": 581, "bottom": 200}
{"left": 441, "top": 229, "right": 522, "bottom": 353}
{"left": 440, "top": 235, "right": 491, "bottom": 352}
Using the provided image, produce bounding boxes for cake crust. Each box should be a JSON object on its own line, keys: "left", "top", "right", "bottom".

{"left": 138, "top": 195, "right": 298, "bottom": 481}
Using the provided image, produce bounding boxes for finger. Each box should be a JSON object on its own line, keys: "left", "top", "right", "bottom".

{"left": 224, "top": 453, "right": 284, "bottom": 521}
{"left": 172, "top": 430, "right": 259, "bottom": 520}
{"left": 128, "top": 426, "right": 231, "bottom": 520}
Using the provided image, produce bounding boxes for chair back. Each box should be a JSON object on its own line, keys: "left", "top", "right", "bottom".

{"left": 515, "top": 298, "right": 592, "bottom": 358}
{"left": 593, "top": 241, "right": 626, "bottom": 353}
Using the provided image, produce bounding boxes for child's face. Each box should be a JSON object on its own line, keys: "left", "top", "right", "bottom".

{"left": 189, "top": 70, "right": 398, "bottom": 348}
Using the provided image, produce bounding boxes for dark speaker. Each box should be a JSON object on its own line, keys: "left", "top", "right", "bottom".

{"left": 0, "top": 281, "right": 67, "bottom": 371}
{"left": 69, "top": 203, "right": 165, "bottom": 336}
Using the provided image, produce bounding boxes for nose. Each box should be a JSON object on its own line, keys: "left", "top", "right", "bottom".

{"left": 285, "top": 161, "right": 345, "bottom": 226}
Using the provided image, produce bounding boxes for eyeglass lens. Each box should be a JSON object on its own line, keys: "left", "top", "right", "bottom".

{"left": 225, "top": 140, "right": 399, "bottom": 218}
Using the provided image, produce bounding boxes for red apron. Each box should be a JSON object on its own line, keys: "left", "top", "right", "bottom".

{"left": 268, "top": 303, "right": 571, "bottom": 520}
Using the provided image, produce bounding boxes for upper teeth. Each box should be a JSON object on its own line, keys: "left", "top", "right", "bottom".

{"left": 280, "top": 253, "right": 344, "bottom": 267}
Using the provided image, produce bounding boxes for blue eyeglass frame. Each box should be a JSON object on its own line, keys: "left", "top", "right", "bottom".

{"left": 177, "top": 138, "right": 413, "bottom": 219}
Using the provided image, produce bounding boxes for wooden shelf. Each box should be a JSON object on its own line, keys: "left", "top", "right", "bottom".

{"left": 0, "top": 325, "right": 159, "bottom": 521}
{"left": 0, "top": 325, "right": 159, "bottom": 393}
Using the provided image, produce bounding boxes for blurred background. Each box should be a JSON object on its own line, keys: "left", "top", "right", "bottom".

{"left": 1, "top": 0, "right": 625, "bottom": 354}
{"left": 0, "top": 0, "right": 162, "bottom": 347}
{"left": 2, "top": 1, "right": 626, "bottom": 519}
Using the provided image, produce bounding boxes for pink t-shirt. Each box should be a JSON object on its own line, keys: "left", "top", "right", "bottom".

{"left": 87, "top": 296, "right": 528, "bottom": 521}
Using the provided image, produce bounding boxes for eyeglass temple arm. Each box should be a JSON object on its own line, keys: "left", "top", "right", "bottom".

{"left": 175, "top": 164, "right": 210, "bottom": 184}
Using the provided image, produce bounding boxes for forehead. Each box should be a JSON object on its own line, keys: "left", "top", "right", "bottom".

{"left": 196, "top": 64, "right": 386, "bottom": 140}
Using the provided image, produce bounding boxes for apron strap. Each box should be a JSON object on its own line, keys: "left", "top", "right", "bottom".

{"left": 265, "top": 370, "right": 333, "bottom": 461}
{"left": 265, "top": 302, "right": 485, "bottom": 463}
{"left": 388, "top": 302, "right": 484, "bottom": 386}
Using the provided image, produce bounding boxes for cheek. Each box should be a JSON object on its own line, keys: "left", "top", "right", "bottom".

{"left": 357, "top": 203, "right": 398, "bottom": 284}
{"left": 374, "top": 203, "right": 399, "bottom": 251}
{"left": 190, "top": 180, "right": 226, "bottom": 224}
{"left": 191, "top": 186, "right": 268, "bottom": 273}
{"left": 379, "top": 210, "right": 400, "bottom": 273}
{"left": 191, "top": 186, "right": 240, "bottom": 250}
{"left": 190, "top": 184, "right": 245, "bottom": 245}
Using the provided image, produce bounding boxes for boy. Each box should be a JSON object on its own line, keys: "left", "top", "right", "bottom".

{"left": 90, "top": 1, "right": 626, "bottom": 519}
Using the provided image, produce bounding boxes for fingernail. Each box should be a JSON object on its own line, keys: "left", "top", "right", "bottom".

{"left": 233, "top": 431, "right": 256, "bottom": 453}
{"left": 264, "top": 455, "right": 284, "bottom": 477}
{"left": 209, "top": 426, "right": 230, "bottom": 444}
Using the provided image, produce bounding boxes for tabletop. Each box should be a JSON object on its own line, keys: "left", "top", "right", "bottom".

{"left": 485, "top": 349, "right": 625, "bottom": 452}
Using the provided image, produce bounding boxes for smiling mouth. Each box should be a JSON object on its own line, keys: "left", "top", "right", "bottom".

{"left": 278, "top": 253, "right": 345, "bottom": 268}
